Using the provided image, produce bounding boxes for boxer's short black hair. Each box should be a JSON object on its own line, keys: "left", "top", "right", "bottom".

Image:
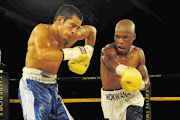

{"left": 54, "top": 4, "right": 83, "bottom": 22}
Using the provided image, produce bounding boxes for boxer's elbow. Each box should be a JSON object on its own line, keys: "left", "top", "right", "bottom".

{"left": 36, "top": 49, "right": 47, "bottom": 61}
{"left": 36, "top": 54, "right": 46, "bottom": 61}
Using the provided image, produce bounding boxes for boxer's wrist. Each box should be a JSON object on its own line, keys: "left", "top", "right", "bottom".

{"left": 84, "top": 45, "right": 94, "bottom": 59}
{"left": 140, "top": 81, "right": 145, "bottom": 90}
{"left": 116, "top": 64, "right": 128, "bottom": 76}
{"left": 62, "top": 48, "right": 81, "bottom": 60}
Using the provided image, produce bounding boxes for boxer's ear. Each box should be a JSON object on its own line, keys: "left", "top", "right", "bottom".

{"left": 56, "top": 16, "right": 64, "bottom": 25}
{"left": 133, "top": 33, "right": 136, "bottom": 41}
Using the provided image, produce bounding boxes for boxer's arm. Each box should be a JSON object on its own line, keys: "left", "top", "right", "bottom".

{"left": 101, "top": 46, "right": 127, "bottom": 75}
{"left": 65, "top": 26, "right": 96, "bottom": 74}
{"left": 137, "top": 48, "right": 150, "bottom": 91}
{"left": 76, "top": 25, "right": 97, "bottom": 47}
{"left": 33, "top": 24, "right": 63, "bottom": 61}
{"left": 67, "top": 25, "right": 96, "bottom": 59}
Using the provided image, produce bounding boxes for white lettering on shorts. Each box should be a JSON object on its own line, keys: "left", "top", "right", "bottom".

{"left": 105, "top": 92, "right": 130, "bottom": 100}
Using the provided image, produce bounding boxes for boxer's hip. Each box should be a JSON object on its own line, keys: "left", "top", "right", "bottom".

{"left": 101, "top": 87, "right": 144, "bottom": 106}
{"left": 21, "top": 67, "right": 57, "bottom": 84}
{"left": 101, "top": 88, "right": 144, "bottom": 120}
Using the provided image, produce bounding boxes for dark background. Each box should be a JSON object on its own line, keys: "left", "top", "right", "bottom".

{"left": 0, "top": 0, "right": 179, "bottom": 120}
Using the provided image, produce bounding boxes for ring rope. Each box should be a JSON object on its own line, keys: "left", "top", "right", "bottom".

{"left": 8, "top": 74, "right": 180, "bottom": 103}
{"left": 8, "top": 74, "right": 180, "bottom": 82}
{"left": 9, "top": 97, "right": 180, "bottom": 103}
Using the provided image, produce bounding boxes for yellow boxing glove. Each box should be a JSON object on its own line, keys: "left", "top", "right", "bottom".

{"left": 68, "top": 54, "right": 90, "bottom": 75}
{"left": 120, "top": 67, "right": 143, "bottom": 93}
{"left": 68, "top": 45, "right": 93, "bottom": 75}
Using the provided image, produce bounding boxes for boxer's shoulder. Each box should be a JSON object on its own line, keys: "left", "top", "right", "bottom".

{"left": 130, "top": 46, "right": 144, "bottom": 55}
{"left": 32, "top": 24, "right": 50, "bottom": 35}
{"left": 101, "top": 43, "right": 117, "bottom": 56}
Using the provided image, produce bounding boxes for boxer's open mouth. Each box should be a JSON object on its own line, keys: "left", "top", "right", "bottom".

{"left": 118, "top": 46, "right": 125, "bottom": 49}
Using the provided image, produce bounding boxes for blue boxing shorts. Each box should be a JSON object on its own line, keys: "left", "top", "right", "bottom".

{"left": 18, "top": 67, "right": 74, "bottom": 120}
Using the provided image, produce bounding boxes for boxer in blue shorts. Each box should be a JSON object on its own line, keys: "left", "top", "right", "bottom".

{"left": 18, "top": 4, "right": 96, "bottom": 120}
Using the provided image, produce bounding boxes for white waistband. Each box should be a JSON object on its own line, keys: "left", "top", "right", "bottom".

{"left": 22, "top": 67, "right": 57, "bottom": 84}
{"left": 101, "top": 88, "right": 131, "bottom": 101}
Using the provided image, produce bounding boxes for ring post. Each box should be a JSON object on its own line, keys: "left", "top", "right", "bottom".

{"left": 145, "top": 83, "right": 151, "bottom": 120}
{"left": 0, "top": 72, "right": 9, "bottom": 120}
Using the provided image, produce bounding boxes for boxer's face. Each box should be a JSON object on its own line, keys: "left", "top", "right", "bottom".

{"left": 58, "top": 14, "right": 82, "bottom": 41}
{"left": 114, "top": 30, "right": 135, "bottom": 54}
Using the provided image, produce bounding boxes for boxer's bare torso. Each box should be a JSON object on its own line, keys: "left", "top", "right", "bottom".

{"left": 101, "top": 43, "right": 148, "bottom": 91}
{"left": 25, "top": 24, "right": 69, "bottom": 74}
{"left": 25, "top": 15, "right": 96, "bottom": 74}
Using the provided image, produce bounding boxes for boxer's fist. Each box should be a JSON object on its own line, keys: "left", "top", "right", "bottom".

{"left": 68, "top": 54, "right": 90, "bottom": 75}
{"left": 120, "top": 67, "right": 142, "bottom": 93}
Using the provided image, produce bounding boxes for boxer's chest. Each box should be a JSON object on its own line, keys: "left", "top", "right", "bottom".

{"left": 116, "top": 54, "right": 139, "bottom": 68}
